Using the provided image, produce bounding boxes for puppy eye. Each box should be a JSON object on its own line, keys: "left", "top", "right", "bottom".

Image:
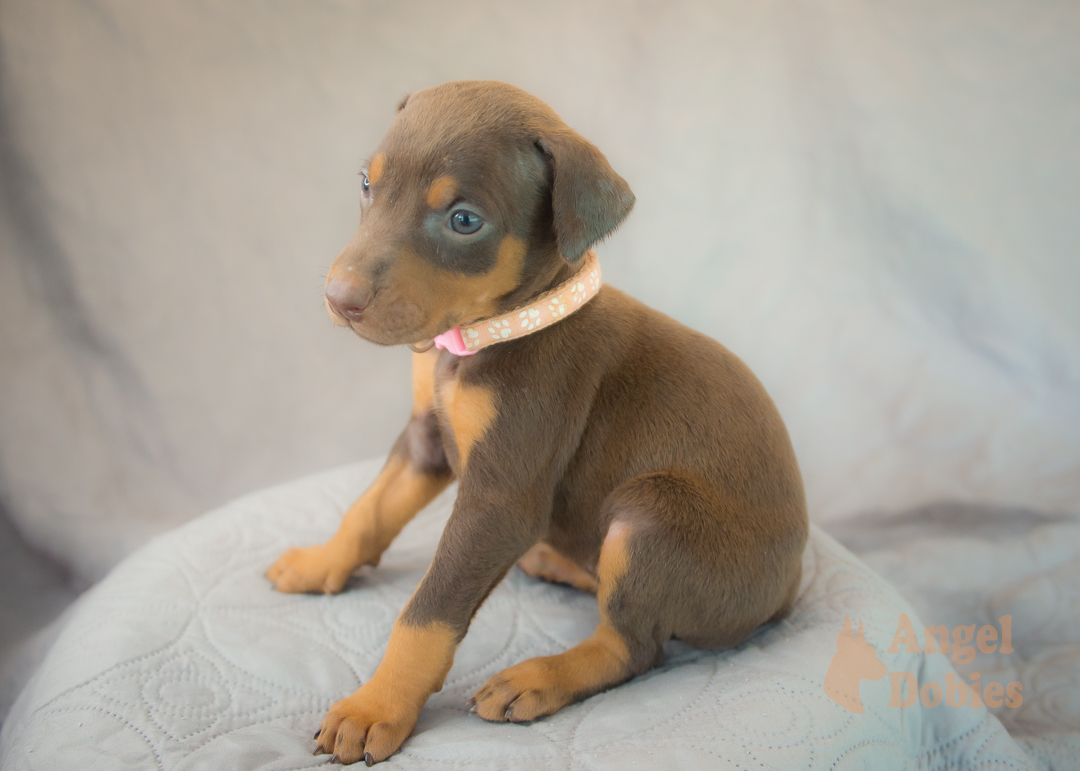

{"left": 361, "top": 174, "right": 371, "bottom": 197}
{"left": 449, "top": 209, "right": 483, "bottom": 235}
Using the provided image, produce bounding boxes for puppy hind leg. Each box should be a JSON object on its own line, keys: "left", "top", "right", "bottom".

{"left": 517, "top": 542, "right": 599, "bottom": 594}
{"left": 599, "top": 471, "right": 802, "bottom": 650}
{"left": 471, "top": 470, "right": 800, "bottom": 722}
{"left": 471, "top": 517, "right": 659, "bottom": 722}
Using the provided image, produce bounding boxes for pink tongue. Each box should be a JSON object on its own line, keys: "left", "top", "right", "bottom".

{"left": 433, "top": 327, "right": 476, "bottom": 356}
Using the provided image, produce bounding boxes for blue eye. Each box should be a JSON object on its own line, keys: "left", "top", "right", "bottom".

{"left": 449, "top": 209, "right": 483, "bottom": 235}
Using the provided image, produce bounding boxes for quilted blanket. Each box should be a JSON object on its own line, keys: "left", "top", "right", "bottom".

{"left": 0, "top": 460, "right": 1046, "bottom": 769}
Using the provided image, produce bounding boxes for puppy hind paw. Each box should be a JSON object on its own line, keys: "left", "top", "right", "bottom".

{"left": 470, "top": 660, "right": 571, "bottom": 723}
{"left": 266, "top": 544, "right": 357, "bottom": 594}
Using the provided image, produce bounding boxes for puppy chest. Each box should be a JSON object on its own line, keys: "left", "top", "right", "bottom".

{"left": 432, "top": 368, "right": 497, "bottom": 473}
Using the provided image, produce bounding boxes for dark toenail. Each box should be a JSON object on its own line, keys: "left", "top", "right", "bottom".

{"left": 365, "top": 751, "right": 375, "bottom": 766}
{"left": 330, "top": 755, "right": 340, "bottom": 764}
{"left": 505, "top": 708, "right": 513, "bottom": 721}
{"left": 314, "top": 729, "right": 322, "bottom": 739}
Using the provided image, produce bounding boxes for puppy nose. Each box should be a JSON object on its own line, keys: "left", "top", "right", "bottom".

{"left": 325, "top": 276, "right": 373, "bottom": 321}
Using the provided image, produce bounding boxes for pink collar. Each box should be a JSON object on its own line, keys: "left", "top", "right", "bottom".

{"left": 429, "top": 251, "right": 602, "bottom": 356}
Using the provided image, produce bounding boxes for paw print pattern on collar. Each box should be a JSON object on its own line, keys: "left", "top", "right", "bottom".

{"left": 432, "top": 251, "right": 602, "bottom": 356}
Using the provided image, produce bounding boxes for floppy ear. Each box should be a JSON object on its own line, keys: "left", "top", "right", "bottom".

{"left": 536, "top": 131, "right": 635, "bottom": 262}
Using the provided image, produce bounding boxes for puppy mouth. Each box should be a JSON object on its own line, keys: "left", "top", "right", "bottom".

{"left": 351, "top": 319, "right": 457, "bottom": 349}
{"left": 331, "top": 295, "right": 443, "bottom": 348}
{"left": 325, "top": 303, "right": 352, "bottom": 329}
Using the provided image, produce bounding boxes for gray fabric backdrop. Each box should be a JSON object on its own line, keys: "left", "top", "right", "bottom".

{"left": 1, "top": 0, "right": 1078, "bottom": 591}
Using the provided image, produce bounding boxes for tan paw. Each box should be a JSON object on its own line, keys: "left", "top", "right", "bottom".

{"left": 469, "top": 657, "right": 573, "bottom": 723}
{"left": 312, "top": 684, "right": 419, "bottom": 765}
{"left": 517, "top": 543, "right": 599, "bottom": 594}
{"left": 266, "top": 543, "right": 367, "bottom": 594}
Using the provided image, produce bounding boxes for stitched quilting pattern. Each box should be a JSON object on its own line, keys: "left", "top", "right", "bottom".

{"left": 0, "top": 461, "right": 1038, "bottom": 769}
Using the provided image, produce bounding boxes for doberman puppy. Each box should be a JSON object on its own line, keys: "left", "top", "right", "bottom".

{"left": 266, "top": 80, "right": 808, "bottom": 766}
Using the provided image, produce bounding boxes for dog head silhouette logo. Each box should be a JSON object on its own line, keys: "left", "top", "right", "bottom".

{"left": 823, "top": 616, "right": 887, "bottom": 713}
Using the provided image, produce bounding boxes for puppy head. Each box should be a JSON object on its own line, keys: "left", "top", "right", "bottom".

{"left": 325, "top": 81, "right": 635, "bottom": 346}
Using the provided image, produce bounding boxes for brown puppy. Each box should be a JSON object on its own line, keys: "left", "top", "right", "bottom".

{"left": 266, "top": 81, "right": 808, "bottom": 766}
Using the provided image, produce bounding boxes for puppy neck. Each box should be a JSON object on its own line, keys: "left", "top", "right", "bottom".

{"left": 433, "top": 251, "right": 601, "bottom": 356}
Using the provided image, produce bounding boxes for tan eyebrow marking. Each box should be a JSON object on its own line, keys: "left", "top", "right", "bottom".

{"left": 426, "top": 176, "right": 459, "bottom": 210}
{"left": 368, "top": 153, "right": 386, "bottom": 185}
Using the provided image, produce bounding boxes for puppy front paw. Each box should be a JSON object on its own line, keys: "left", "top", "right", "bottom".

{"left": 266, "top": 543, "right": 367, "bottom": 594}
{"left": 313, "top": 685, "right": 419, "bottom": 765}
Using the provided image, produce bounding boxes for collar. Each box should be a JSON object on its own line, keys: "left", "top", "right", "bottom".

{"left": 427, "top": 250, "right": 602, "bottom": 356}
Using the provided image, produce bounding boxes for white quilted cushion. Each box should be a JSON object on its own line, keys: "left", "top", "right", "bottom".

{"left": 0, "top": 460, "right": 1037, "bottom": 769}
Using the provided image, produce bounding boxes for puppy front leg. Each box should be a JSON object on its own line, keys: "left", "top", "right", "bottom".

{"left": 268, "top": 351, "right": 450, "bottom": 594}
{"left": 314, "top": 496, "right": 543, "bottom": 764}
